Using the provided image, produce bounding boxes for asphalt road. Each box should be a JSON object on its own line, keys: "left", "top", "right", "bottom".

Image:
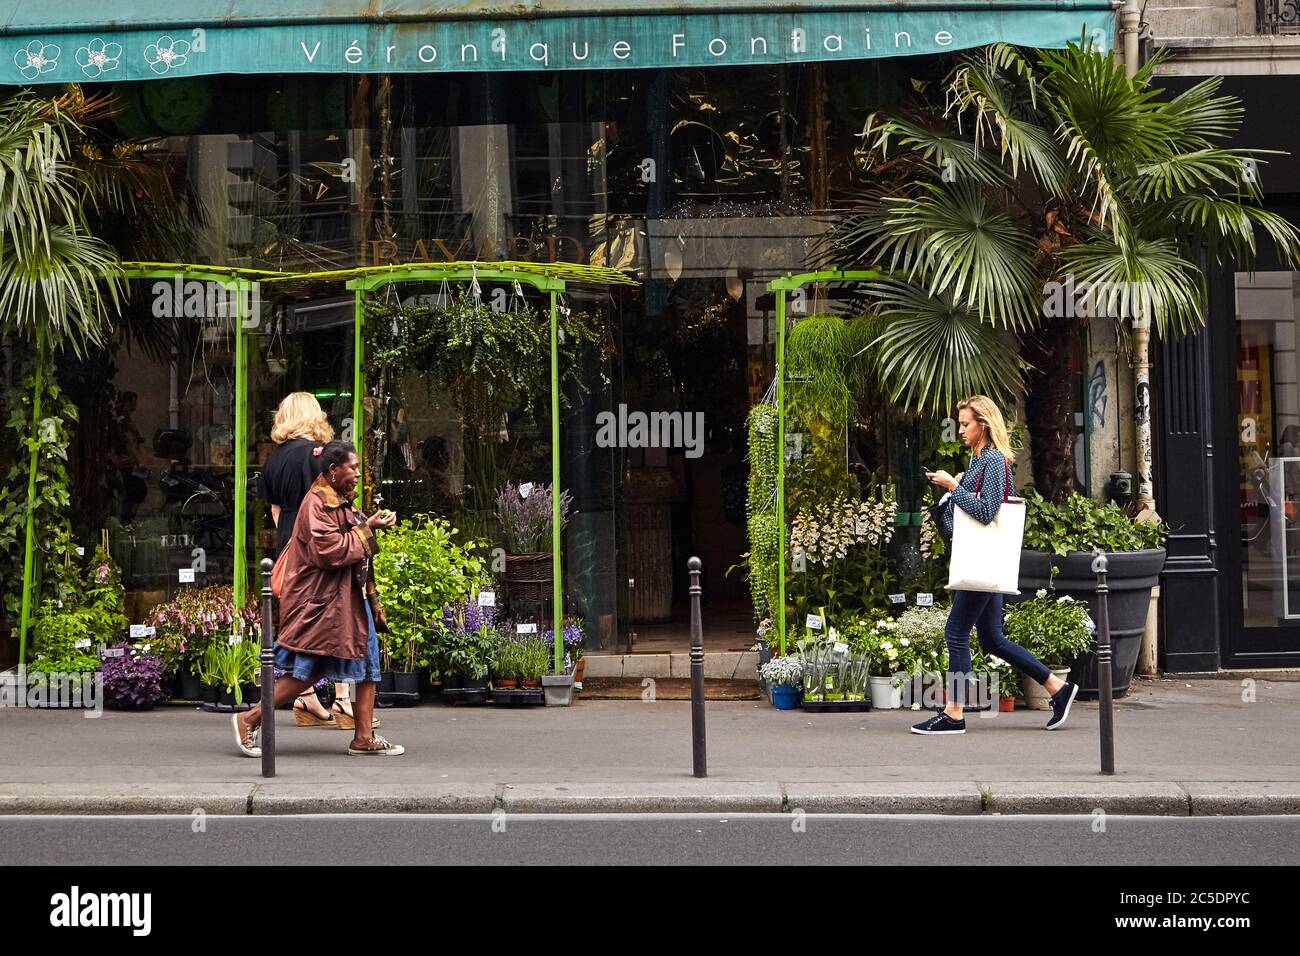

{"left": 3, "top": 814, "right": 1298, "bottom": 866}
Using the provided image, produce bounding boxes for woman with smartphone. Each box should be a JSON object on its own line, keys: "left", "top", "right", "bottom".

{"left": 234, "top": 441, "right": 403, "bottom": 757}
{"left": 914, "top": 395, "right": 1078, "bottom": 735}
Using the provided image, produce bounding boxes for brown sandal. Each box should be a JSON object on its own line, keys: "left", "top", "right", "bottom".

{"left": 331, "top": 700, "right": 379, "bottom": 730}
{"left": 293, "top": 696, "right": 335, "bottom": 727}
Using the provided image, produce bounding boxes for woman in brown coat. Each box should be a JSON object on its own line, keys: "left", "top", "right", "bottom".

{"left": 233, "top": 442, "right": 403, "bottom": 757}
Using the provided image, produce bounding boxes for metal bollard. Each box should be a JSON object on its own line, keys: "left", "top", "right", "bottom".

{"left": 1092, "top": 548, "right": 1115, "bottom": 775}
{"left": 259, "top": 558, "right": 276, "bottom": 779}
{"left": 688, "top": 557, "right": 707, "bottom": 778}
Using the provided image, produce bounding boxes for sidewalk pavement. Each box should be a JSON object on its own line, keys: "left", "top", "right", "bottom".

{"left": 1, "top": 677, "right": 1297, "bottom": 816}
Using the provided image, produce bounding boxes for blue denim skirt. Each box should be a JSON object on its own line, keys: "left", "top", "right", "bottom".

{"left": 273, "top": 602, "right": 383, "bottom": 685}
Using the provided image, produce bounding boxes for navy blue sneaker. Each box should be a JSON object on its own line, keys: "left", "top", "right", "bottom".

{"left": 911, "top": 712, "right": 966, "bottom": 735}
{"left": 1045, "top": 681, "right": 1079, "bottom": 730}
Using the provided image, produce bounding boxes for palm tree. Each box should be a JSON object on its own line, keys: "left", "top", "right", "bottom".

{"left": 832, "top": 40, "right": 1300, "bottom": 499}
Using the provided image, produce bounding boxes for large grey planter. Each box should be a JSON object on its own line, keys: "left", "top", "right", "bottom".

{"left": 541, "top": 673, "right": 575, "bottom": 707}
{"left": 1013, "top": 548, "right": 1166, "bottom": 700}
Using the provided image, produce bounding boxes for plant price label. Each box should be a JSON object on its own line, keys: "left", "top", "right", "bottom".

{"left": 477, "top": 590, "right": 496, "bottom": 607}
{"left": 228, "top": 634, "right": 242, "bottom": 645}
{"left": 916, "top": 593, "right": 934, "bottom": 607}
{"left": 889, "top": 593, "right": 907, "bottom": 605}
{"left": 74, "top": 639, "right": 92, "bottom": 649}
{"left": 833, "top": 642, "right": 849, "bottom": 655}
{"left": 806, "top": 614, "right": 824, "bottom": 631}
{"left": 517, "top": 623, "right": 538, "bottom": 635}
{"left": 519, "top": 482, "right": 535, "bottom": 498}
{"left": 76, "top": 547, "right": 85, "bottom": 556}
{"left": 178, "top": 568, "right": 196, "bottom": 583}
{"left": 130, "top": 624, "right": 147, "bottom": 638}
{"left": 145, "top": 626, "right": 156, "bottom": 636}
{"left": 102, "top": 647, "right": 126, "bottom": 658}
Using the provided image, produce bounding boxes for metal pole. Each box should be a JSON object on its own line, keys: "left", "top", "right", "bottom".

{"left": 17, "top": 333, "right": 46, "bottom": 669}
{"left": 233, "top": 280, "right": 248, "bottom": 610}
{"left": 688, "top": 556, "right": 707, "bottom": 777}
{"left": 550, "top": 288, "right": 563, "bottom": 672}
{"left": 353, "top": 287, "right": 364, "bottom": 503}
{"left": 775, "top": 287, "right": 787, "bottom": 655}
{"left": 1093, "top": 548, "right": 1115, "bottom": 775}
{"left": 259, "top": 558, "right": 276, "bottom": 778}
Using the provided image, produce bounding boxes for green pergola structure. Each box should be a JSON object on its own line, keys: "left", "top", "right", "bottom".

{"left": 15, "top": 259, "right": 636, "bottom": 677}
{"left": 766, "top": 269, "right": 886, "bottom": 655}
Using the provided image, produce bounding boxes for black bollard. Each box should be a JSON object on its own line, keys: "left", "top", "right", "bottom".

{"left": 688, "top": 557, "right": 707, "bottom": 778}
{"left": 259, "top": 558, "right": 276, "bottom": 779}
{"left": 1092, "top": 548, "right": 1115, "bottom": 775}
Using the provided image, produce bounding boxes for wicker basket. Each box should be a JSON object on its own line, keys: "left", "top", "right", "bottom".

{"left": 505, "top": 552, "right": 555, "bottom": 610}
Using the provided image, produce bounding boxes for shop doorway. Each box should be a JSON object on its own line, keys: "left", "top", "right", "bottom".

{"left": 614, "top": 279, "right": 760, "bottom": 652}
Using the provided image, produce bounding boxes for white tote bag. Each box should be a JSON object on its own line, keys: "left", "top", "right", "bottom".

{"left": 945, "top": 460, "right": 1025, "bottom": 594}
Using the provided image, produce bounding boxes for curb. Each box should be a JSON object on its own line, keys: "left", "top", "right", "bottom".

{"left": 3, "top": 782, "right": 1300, "bottom": 816}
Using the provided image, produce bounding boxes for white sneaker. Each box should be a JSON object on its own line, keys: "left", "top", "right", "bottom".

{"left": 232, "top": 712, "right": 261, "bottom": 757}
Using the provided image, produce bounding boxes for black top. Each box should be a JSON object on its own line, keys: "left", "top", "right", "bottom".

{"left": 260, "top": 438, "right": 325, "bottom": 554}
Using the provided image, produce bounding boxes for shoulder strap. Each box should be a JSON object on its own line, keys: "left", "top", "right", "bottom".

{"left": 973, "top": 454, "right": 1012, "bottom": 502}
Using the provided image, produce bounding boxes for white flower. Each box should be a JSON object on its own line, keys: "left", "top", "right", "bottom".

{"left": 75, "top": 38, "right": 121, "bottom": 78}
{"left": 899, "top": 637, "right": 910, "bottom": 647}
{"left": 1035, "top": 589, "right": 1047, "bottom": 599}
{"left": 911, "top": 702, "right": 921, "bottom": 711}
{"left": 1059, "top": 595, "right": 1075, "bottom": 603}
{"left": 14, "top": 41, "right": 60, "bottom": 80}
{"left": 144, "top": 35, "right": 191, "bottom": 75}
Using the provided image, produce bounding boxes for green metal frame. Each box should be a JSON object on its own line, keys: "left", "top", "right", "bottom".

{"left": 341, "top": 262, "right": 634, "bottom": 673}
{"left": 766, "top": 270, "right": 886, "bottom": 654}
{"left": 16, "top": 259, "right": 635, "bottom": 675}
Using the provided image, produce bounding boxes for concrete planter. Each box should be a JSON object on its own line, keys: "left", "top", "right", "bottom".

{"left": 542, "top": 673, "right": 575, "bottom": 707}
{"left": 1014, "top": 548, "right": 1165, "bottom": 700}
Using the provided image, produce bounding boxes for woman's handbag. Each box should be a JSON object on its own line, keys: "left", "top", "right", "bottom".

{"left": 945, "top": 458, "right": 1025, "bottom": 594}
{"left": 270, "top": 549, "right": 289, "bottom": 598}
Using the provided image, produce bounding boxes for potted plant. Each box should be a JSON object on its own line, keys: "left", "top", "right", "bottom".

{"left": 198, "top": 637, "right": 260, "bottom": 709}
{"left": 517, "top": 637, "right": 550, "bottom": 689}
{"left": 433, "top": 600, "right": 500, "bottom": 701}
{"left": 541, "top": 667, "right": 576, "bottom": 706}
{"left": 495, "top": 481, "right": 572, "bottom": 612}
{"left": 147, "top": 584, "right": 259, "bottom": 698}
{"left": 492, "top": 638, "right": 523, "bottom": 689}
{"left": 542, "top": 616, "right": 585, "bottom": 684}
{"left": 28, "top": 599, "right": 103, "bottom": 708}
{"left": 1004, "top": 591, "right": 1095, "bottom": 711}
{"left": 845, "top": 618, "right": 908, "bottom": 709}
{"left": 100, "top": 642, "right": 168, "bottom": 710}
{"left": 1017, "top": 492, "right": 1165, "bottom": 699}
{"left": 759, "top": 655, "right": 803, "bottom": 710}
{"left": 372, "top": 517, "right": 490, "bottom": 697}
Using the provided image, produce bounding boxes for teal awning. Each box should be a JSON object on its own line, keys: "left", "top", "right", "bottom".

{"left": 3, "top": 2, "right": 1115, "bottom": 82}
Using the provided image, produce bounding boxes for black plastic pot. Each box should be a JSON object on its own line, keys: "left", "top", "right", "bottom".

{"left": 1014, "top": 548, "right": 1166, "bottom": 700}
{"left": 179, "top": 671, "right": 204, "bottom": 701}
{"left": 392, "top": 671, "right": 420, "bottom": 695}
{"left": 240, "top": 682, "right": 261, "bottom": 705}
{"left": 201, "top": 682, "right": 220, "bottom": 704}
{"left": 378, "top": 671, "right": 396, "bottom": 693}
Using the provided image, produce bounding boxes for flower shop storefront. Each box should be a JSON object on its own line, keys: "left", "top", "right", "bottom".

{"left": 1, "top": 2, "right": 1120, "bottom": 706}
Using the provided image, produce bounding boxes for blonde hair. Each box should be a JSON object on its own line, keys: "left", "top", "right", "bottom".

{"left": 957, "top": 395, "right": 1014, "bottom": 462}
{"left": 271, "top": 392, "right": 334, "bottom": 444}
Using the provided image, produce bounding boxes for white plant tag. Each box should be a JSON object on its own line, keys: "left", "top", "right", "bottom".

{"left": 519, "top": 482, "right": 535, "bottom": 498}
{"left": 517, "top": 623, "right": 538, "bottom": 635}
{"left": 144, "top": 626, "right": 156, "bottom": 636}
{"left": 833, "top": 642, "right": 849, "bottom": 655}
{"left": 889, "top": 593, "right": 906, "bottom": 605}
{"left": 102, "top": 647, "right": 126, "bottom": 659}
{"left": 806, "top": 614, "right": 823, "bottom": 631}
{"left": 74, "top": 639, "right": 92, "bottom": 649}
{"left": 178, "top": 568, "right": 196, "bottom": 583}
{"left": 76, "top": 547, "right": 85, "bottom": 557}
{"left": 916, "top": 593, "right": 934, "bottom": 607}
{"left": 477, "top": 590, "right": 496, "bottom": 607}
{"left": 228, "top": 634, "right": 241, "bottom": 646}
{"left": 130, "top": 624, "right": 147, "bottom": 639}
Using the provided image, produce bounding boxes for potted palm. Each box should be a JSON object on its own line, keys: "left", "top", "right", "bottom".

{"left": 1004, "top": 592, "right": 1095, "bottom": 710}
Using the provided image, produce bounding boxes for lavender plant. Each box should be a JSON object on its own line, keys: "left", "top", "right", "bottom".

{"left": 495, "top": 481, "right": 572, "bottom": 554}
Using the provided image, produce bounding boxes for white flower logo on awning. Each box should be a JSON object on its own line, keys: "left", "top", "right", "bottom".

{"left": 76, "top": 38, "right": 122, "bottom": 79}
{"left": 144, "top": 36, "right": 190, "bottom": 75}
{"left": 13, "top": 41, "right": 60, "bottom": 80}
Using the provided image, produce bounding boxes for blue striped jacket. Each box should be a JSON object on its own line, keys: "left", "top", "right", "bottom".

{"left": 937, "top": 446, "right": 1014, "bottom": 539}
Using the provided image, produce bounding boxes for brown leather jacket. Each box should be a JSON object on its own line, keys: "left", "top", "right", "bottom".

{"left": 276, "top": 475, "right": 384, "bottom": 659}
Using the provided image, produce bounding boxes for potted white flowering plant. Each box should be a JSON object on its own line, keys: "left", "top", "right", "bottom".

{"left": 1004, "top": 590, "right": 1095, "bottom": 710}
{"left": 759, "top": 655, "right": 803, "bottom": 710}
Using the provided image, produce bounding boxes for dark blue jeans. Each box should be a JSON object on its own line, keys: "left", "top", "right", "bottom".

{"left": 945, "top": 590, "right": 1052, "bottom": 692}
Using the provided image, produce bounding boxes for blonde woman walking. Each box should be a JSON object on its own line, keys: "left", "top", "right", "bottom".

{"left": 913, "top": 395, "right": 1079, "bottom": 735}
